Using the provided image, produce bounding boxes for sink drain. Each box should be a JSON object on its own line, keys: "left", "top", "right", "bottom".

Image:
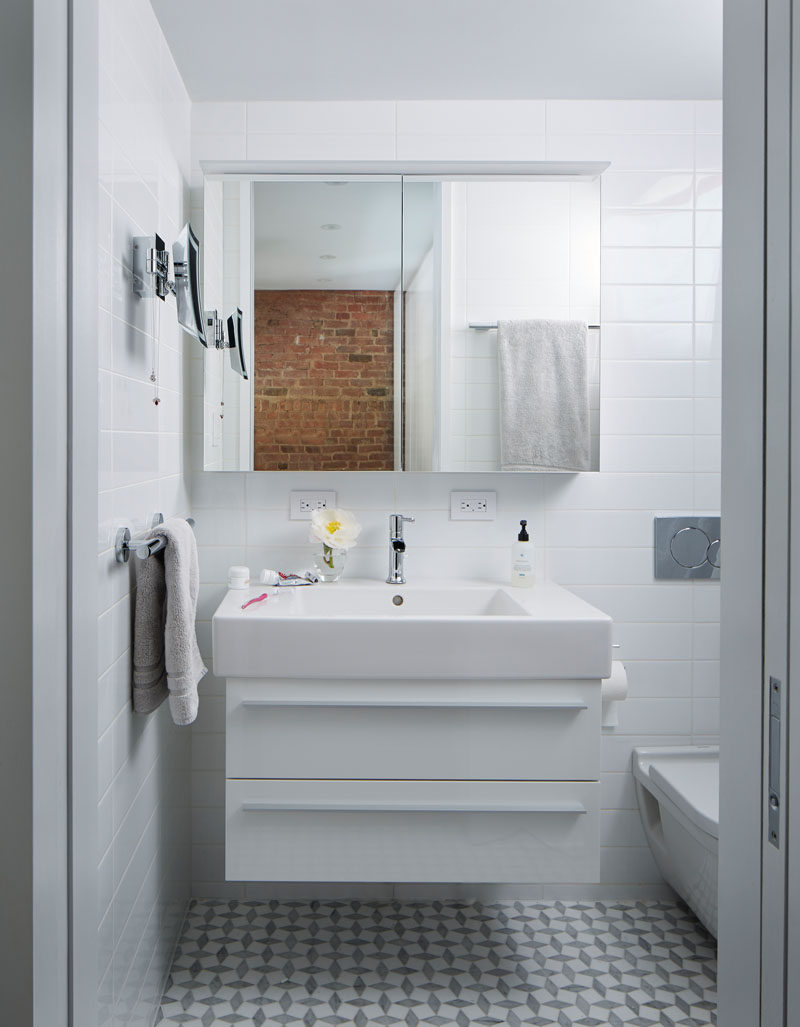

{"left": 392, "top": 594, "right": 404, "bottom": 606}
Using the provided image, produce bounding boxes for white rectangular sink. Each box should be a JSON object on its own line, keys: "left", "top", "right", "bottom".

{"left": 213, "top": 579, "right": 611, "bottom": 680}
{"left": 271, "top": 584, "right": 530, "bottom": 618}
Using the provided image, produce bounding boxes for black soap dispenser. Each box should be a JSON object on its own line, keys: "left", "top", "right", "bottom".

{"left": 511, "top": 519, "right": 534, "bottom": 588}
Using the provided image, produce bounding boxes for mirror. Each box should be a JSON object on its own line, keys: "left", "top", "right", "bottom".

{"left": 202, "top": 172, "right": 601, "bottom": 472}
{"left": 172, "top": 222, "right": 206, "bottom": 346}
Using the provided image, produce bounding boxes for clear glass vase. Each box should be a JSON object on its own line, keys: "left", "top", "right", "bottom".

{"left": 313, "top": 544, "right": 347, "bottom": 582}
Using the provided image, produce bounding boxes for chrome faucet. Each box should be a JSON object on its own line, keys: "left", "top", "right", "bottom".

{"left": 387, "top": 513, "right": 415, "bottom": 584}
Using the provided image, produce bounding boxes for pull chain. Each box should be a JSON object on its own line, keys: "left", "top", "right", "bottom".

{"left": 150, "top": 291, "right": 161, "bottom": 406}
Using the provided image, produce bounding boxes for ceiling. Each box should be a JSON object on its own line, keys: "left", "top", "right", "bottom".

{"left": 151, "top": 0, "right": 722, "bottom": 103}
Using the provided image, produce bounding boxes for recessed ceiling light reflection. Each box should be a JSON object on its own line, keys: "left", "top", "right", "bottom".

{"left": 320, "top": 224, "right": 342, "bottom": 231}
{"left": 319, "top": 254, "right": 337, "bottom": 260}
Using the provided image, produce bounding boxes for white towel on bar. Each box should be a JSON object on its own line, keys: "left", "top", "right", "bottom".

{"left": 498, "top": 319, "right": 590, "bottom": 472}
{"left": 132, "top": 517, "right": 207, "bottom": 726}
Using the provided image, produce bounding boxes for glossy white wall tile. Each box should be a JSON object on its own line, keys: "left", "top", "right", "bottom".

{"left": 191, "top": 102, "right": 247, "bottom": 136}
{"left": 547, "top": 133, "right": 695, "bottom": 171}
{"left": 246, "top": 100, "right": 395, "bottom": 135}
{"left": 397, "top": 134, "right": 547, "bottom": 161}
{"left": 601, "top": 172, "right": 694, "bottom": 209}
{"left": 247, "top": 133, "right": 396, "bottom": 161}
{"left": 397, "top": 100, "right": 547, "bottom": 136}
{"left": 602, "top": 248, "right": 695, "bottom": 285}
{"left": 184, "top": 98, "right": 721, "bottom": 899}
{"left": 97, "top": 2, "right": 193, "bottom": 1024}
{"left": 547, "top": 100, "right": 695, "bottom": 136}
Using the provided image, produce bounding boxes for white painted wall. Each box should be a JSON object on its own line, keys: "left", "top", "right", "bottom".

{"left": 97, "top": 3, "right": 193, "bottom": 1023}
{"left": 188, "top": 99, "right": 722, "bottom": 899}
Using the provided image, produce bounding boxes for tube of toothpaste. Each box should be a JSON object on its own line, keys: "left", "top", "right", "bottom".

{"left": 259, "top": 569, "right": 317, "bottom": 586}
{"left": 275, "top": 572, "right": 314, "bottom": 586}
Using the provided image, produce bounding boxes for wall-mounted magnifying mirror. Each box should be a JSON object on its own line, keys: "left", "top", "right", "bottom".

{"left": 227, "top": 308, "right": 247, "bottom": 380}
{"left": 172, "top": 222, "right": 206, "bottom": 345}
{"left": 201, "top": 169, "right": 602, "bottom": 473}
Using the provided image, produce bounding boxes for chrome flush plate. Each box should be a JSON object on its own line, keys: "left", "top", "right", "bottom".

{"left": 654, "top": 516, "right": 720, "bottom": 580}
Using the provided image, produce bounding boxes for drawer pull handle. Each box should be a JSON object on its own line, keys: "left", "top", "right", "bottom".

{"left": 240, "top": 800, "right": 587, "bottom": 814}
{"left": 240, "top": 699, "right": 588, "bottom": 711}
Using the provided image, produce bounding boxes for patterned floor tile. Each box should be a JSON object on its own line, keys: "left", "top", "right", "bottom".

{"left": 156, "top": 900, "right": 716, "bottom": 1026}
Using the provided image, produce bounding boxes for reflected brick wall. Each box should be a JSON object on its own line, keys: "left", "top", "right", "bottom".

{"left": 253, "top": 290, "right": 395, "bottom": 470}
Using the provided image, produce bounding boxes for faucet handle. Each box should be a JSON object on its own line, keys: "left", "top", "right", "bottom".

{"left": 389, "top": 512, "right": 415, "bottom": 537}
{"left": 401, "top": 515, "right": 415, "bottom": 524}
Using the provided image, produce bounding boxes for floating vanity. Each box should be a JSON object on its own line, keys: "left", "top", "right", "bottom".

{"left": 213, "top": 580, "right": 612, "bottom": 883}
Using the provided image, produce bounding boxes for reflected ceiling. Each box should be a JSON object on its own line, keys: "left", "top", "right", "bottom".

{"left": 253, "top": 181, "right": 433, "bottom": 291}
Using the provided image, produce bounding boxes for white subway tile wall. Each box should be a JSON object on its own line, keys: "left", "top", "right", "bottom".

{"left": 187, "top": 98, "right": 722, "bottom": 900}
{"left": 97, "top": 3, "right": 193, "bottom": 1025}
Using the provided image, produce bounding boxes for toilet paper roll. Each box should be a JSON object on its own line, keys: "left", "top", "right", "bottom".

{"left": 601, "top": 660, "right": 628, "bottom": 728}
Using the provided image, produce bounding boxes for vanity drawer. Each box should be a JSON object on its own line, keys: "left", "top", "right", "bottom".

{"left": 225, "top": 779, "right": 600, "bottom": 882}
{"left": 226, "top": 679, "right": 601, "bottom": 781}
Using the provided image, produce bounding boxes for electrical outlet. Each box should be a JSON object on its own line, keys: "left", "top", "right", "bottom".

{"left": 290, "top": 490, "right": 337, "bottom": 520}
{"left": 449, "top": 491, "right": 497, "bottom": 521}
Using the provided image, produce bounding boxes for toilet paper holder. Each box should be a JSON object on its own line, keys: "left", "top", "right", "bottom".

{"left": 602, "top": 660, "right": 628, "bottom": 729}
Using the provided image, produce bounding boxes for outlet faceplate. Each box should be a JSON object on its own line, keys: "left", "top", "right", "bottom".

{"left": 449, "top": 491, "right": 497, "bottom": 521}
{"left": 290, "top": 490, "right": 337, "bottom": 520}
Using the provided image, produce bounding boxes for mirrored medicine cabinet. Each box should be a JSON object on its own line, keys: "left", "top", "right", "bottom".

{"left": 201, "top": 165, "right": 605, "bottom": 473}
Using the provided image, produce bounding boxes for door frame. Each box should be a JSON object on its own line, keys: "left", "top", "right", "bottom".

{"left": 1, "top": 0, "right": 73, "bottom": 1023}
{"left": 719, "top": 0, "right": 783, "bottom": 1023}
{"left": 49, "top": 0, "right": 794, "bottom": 1022}
{"left": 68, "top": 0, "right": 99, "bottom": 1024}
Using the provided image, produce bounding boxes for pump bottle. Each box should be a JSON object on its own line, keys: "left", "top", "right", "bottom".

{"left": 511, "top": 519, "right": 534, "bottom": 587}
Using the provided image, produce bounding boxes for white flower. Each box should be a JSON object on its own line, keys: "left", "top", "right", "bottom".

{"left": 308, "top": 508, "right": 362, "bottom": 551}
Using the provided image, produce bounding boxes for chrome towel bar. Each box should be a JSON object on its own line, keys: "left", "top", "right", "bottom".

{"left": 115, "top": 513, "right": 195, "bottom": 564}
{"left": 468, "top": 321, "right": 600, "bottom": 331}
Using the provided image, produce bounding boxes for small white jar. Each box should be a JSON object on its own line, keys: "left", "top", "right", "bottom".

{"left": 228, "top": 565, "right": 250, "bottom": 589}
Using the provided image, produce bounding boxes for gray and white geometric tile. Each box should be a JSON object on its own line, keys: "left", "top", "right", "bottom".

{"left": 157, "top": 898, "right": 717, "bottom": 1026}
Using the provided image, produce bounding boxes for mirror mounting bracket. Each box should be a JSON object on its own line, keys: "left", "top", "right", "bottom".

{"left": 204, "top": 309, "right": 228, "bottom": 349}
{"left": 132, "top": 223, "right": 208, "bottom": 347}
{"left": 133, "top": 233, "right": 172, "bottom": 300}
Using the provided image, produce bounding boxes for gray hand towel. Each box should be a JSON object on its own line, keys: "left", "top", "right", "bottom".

{"left": 498, "top": 318, "right": 590, "bottom": 472}
{"left": 132, "top": 517, "right": 207, "bottom": 726}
